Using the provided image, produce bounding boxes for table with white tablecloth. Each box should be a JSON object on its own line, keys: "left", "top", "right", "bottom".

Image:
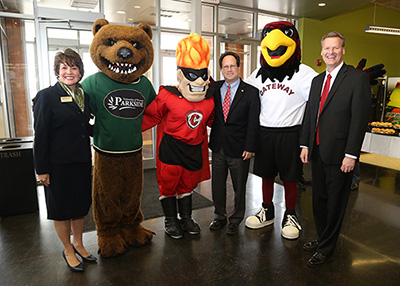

{"left": 361, "top": 132, "right": 400, "bottom": 159}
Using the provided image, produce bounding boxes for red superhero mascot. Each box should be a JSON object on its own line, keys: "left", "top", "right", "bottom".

{"left": 143, "top": 33, "right": 214, "bottom": 239}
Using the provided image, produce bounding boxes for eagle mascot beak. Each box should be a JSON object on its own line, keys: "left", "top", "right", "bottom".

{"left": 261, "top": 28, "right": 296, "bottom": 68}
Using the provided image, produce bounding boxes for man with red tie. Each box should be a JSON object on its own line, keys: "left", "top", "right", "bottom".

{"left": 208, "top": 52, "right": 260, "bottom": 235}
{"left": 300, "top": 32, "right": 371, "bottom": 267}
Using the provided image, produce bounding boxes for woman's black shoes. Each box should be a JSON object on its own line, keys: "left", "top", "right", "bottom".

{"left": 72, "top": 244, "right": 98, "bottom": 262}
{"left": 62, "top": 250, "right": 84, "bottom": 272}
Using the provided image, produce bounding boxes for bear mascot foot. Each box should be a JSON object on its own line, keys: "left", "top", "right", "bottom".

{"left": 122, "top": 224, "right": 154, "bottom": 247}
{"left": 97, "top": 233, "right": 128, "bottom": 258}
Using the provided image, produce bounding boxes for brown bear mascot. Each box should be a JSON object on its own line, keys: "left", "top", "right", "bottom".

{"left": 82, "top": 19, "right": 156, "bottom": 257}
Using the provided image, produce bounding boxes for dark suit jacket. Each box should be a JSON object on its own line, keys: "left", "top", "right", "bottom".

{"left": 300, "top": 63, "right": 371, "bottom": 164}
{"left": 33, "top": 82, "right": 92, "bottom": 174}
{"left": 208, "top": 78, "right": 260, "bottom": 158}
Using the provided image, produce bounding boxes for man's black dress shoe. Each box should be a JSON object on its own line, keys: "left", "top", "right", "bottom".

{"left": 307, "top": 252, "right": 327, "bottom": 267}
{"left": 226, "top": 223, "right": 239, "bottom": 235}
{"left": 303, "top": 240, "right": 318, "bottom": 251}
{"left": 62, "top": 250, "right": 84, "bottom": 272}
{"left": 209, "top": 219, "right": 227, "bottom": 230}
{"left": 72, "top": 244, "right": 97, "bottom": 262}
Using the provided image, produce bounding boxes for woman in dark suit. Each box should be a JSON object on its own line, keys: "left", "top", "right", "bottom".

{"left": 33, "top": 48, "right": 96, "bottom": 272}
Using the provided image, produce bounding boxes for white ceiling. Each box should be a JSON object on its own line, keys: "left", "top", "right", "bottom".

{"left": 1, "top": 0, "right": 400, "bottom": 24}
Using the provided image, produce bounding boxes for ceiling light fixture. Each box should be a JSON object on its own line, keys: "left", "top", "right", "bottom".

{"left": 365, "top": 4, "right": 400, "bottom": 36}
{"left": 318, "top": 3, "right": 326, "bottom": 7}
{"left": 365, "top": 25, "right": 400, "bottom": 35}
{"left": 134, "top": 6, "right": 141, "bottom": 9}
{"left": 117, "top": 10, "right": 126, "bottom": 14}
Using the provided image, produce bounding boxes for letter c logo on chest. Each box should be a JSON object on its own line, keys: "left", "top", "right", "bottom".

{"left": 186, "top": 111, "right": 203, "bottom": 129}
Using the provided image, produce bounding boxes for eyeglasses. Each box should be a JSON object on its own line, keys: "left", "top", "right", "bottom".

{"left": 222, "top": 65, "right": 237, "bottom": 70}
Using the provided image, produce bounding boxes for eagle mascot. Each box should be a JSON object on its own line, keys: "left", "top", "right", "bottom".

{"left": 245, "top": 21, "right": 317, "bottom": 240}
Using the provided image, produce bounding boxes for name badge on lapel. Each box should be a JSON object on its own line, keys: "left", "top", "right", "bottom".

{"left": 60, "top": 96, "right": 73, "bottom": 103}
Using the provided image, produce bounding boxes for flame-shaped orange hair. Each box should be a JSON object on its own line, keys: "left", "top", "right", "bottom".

{"left": 176, "top": 33, "right": 210, "bottom": 69}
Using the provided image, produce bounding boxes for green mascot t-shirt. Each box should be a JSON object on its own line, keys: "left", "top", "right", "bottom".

{"left": 82, "top": 72, "right": 156, "bottom": 154}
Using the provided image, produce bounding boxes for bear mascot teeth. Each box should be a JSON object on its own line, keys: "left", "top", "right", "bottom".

{"left": 82, "top": 19, "right": 156, "bottom": 257}
{"left": 142, "top": 33, "right": 214, "bottom": 239}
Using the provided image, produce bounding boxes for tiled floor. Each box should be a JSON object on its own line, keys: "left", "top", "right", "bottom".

{"left": 1, "top": 162, "right": 400, "bottom": 285}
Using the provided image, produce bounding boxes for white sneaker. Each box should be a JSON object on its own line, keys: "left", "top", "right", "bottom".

{"left": 281, "top": 214, "right": 302, "bottom": 240}
{"left": 245, "top": 206, "right": 274, "bottom": 229}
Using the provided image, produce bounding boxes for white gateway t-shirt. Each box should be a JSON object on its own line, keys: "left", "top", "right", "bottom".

{"left": 246, "top": 64, "right": 317, "bottom": 128}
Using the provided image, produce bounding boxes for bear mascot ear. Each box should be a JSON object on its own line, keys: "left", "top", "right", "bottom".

{"left": 138, "top": 23, "right": 153, "bottom": 40}
{"left": 93, "top": 18, "right": 109, "bottom": 36}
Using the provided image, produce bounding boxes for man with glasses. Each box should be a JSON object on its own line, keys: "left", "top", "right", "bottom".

{"left": 208, "top": 51, "right": 260, "bottom": 235}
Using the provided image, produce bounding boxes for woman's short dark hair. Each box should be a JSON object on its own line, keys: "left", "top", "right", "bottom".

{"left": 54, "top": 48, "right": 84, "bottom": 80}
{"left": 219, "top": 51, "right": 240, "bottom": 68}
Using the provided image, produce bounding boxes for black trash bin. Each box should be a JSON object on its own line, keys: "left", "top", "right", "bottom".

{"left": 0, "top": 138, "right": 39, "bottom": 216}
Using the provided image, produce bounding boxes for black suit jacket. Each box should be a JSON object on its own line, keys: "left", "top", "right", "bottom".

{"left": 300, "top": 63, "right": 371, "bottom": 164}
{"left": 208, "top": 78, "right": 260, "bottom": 158}
{"left": 33, "top": 82, "right": 92, "bottom": 174}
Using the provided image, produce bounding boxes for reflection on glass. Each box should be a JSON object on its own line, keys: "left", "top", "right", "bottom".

{"left": 38, "top": 0, "right": 100, "bottom": 13}
{"left": 104, "top": 0, "right": 156, "bottom": 25}
{"left": 0, "top": 0, "right": 33, "bottom": 15}
{"left": 257, "top": 14, "right": 291, "bottom": 34}
{"left": 0, "top": 18, "right": 37, "bottom": 136}
{"left": 202, "top": 5, "right": 214, "bottom": 33}
{"left": 218, "top": 8, "right": 253, "bottom": 37}
{"left": 161, "top": 0, "right": 191, "bottom": 30}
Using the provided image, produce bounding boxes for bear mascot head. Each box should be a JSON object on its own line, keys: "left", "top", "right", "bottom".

{"left": 90, "top": 18, "right": 154, "bottom": 83}
{"left": 82, "top": 19, "right": 156, "bottom": 257}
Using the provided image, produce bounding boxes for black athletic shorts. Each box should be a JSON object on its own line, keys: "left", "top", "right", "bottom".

{"left": 253, "top": 125, "right": 302, "bottom": 181}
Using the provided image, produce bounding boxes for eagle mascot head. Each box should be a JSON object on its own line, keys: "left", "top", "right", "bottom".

{"left": 257, "top": 21, "right": 301, "bottom": 83}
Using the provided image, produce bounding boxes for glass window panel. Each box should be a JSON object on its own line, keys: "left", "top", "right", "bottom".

{"left": 47, "top": 29, "right": 78, "bottom": 40}
{"left": 104, "top": 0, "right": 156, "bottom": 25}
{"left": 218, "top": 8, "right": 253, "bottom": 37}
{"left": 161, "top": 0, "right": 191, "bottom": 30}
{"left": 24, "top": 21, "right": 35, "bottom": 42}
{"left": 38, "top": 0, "right": 100, "bottom": 13}
{"left": 162, "top": 56, "right": 177, "bottom": 86}
{"left": 202, "top": 5, "right": 214, "bottom": 33}
{"left": 0, "top": 0, "right": 33, "bottom": 15}
{"left": 258, "top": 14, "right": 294, "bottom": 34}
{"left": 79, "top": 31, "right": 93, "bottom": 45}
{"left": 203, "top": 36, "right": 214, "bottom": 79}
{"left": 161, "top": 32, "right": 186, "bottom": 50}
{"left": 0, "top": 18, "right": 37, "bottom": 137}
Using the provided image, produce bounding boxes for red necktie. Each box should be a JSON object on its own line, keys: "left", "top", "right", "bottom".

{"left": 223, "top": 84, "right": 231, "bottom": 121}
{"left": 316, "top": 74, "right": 331, "bottom": 145}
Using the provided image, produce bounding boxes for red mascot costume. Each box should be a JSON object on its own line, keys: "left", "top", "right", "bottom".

{"left": 143, "top": 33, "right": 214, "bottom": 239}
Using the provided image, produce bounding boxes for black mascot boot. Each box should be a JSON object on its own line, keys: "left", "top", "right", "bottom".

{"left": 160, "top": 197, "right": 183, "bottom": 239}
{"left": 178, "top": 195, "right": 201, "bottom": 235}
